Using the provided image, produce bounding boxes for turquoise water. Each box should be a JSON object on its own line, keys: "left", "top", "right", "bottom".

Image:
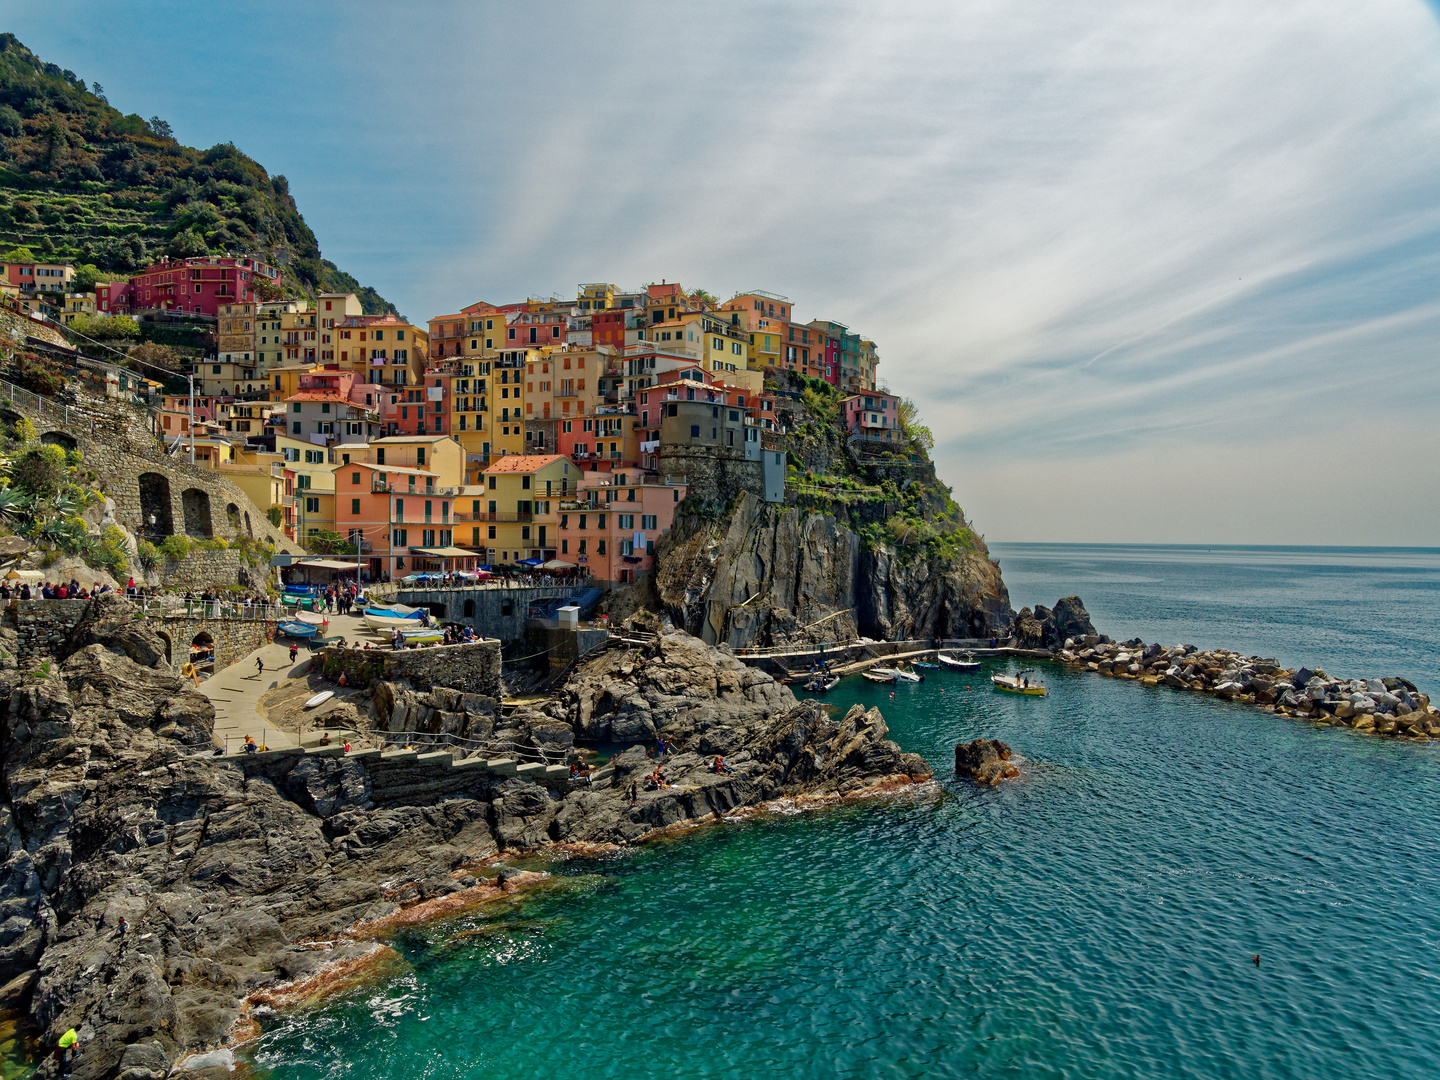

{"left": 250, "top": 546, "right": 1440, "bottom": 1078}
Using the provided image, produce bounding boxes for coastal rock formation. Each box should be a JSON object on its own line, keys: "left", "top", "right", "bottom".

{"left": 954, "top": 739, "right": 1020, "bottom": 785}
{"left": 655, "top": 492, "right": 1011, "bottom": 649}
{"left": 0, "top": 602, "right": 931, "bottom": 1077}
{"left": 1058, "top": 638, "right": 1440, "bottom": 738}
{"left": 1010, "top": 596, "right": 1097, "bottom": 651}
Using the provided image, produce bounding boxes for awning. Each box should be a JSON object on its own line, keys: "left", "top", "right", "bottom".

{"left": 541, "top": 559, "right": 576, "bottom": 570}
{"left": 300, "top": 559, "right": 360, "bottom": 571}
{"left": 5, "top": 569, "right": 43, "bottom": 581}
{"left": 518, "top": 558, "right": 544, "bottom": 567}
{"left": 408, "top": 547, "right": 477, "bottom": 558}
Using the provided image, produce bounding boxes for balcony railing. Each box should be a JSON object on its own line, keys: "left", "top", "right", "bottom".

{"left": 456, "top": 511, "right": 533, "bottom": 523}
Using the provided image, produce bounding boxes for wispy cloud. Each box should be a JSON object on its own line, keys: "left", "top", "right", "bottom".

{"left": 10, "top": 0, "right": 1440, "bottom": 541}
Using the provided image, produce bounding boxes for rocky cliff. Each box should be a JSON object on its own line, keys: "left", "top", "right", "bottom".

{"left": 654, "top": 492, "right": 1012, "bottom": 649}
{"left": 0, "top": 599, "right": 930, "bottom": 1077}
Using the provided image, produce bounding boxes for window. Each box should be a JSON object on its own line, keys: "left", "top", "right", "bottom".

{"left": 618, "top": 514, "right": 635, "bottom": 529}
{"left": 393, "top": 529, "right": 408, "bottom": 545}
{"left": 305, "top": 497, "right": 320, "bottom": 514}
{"left": 396, "top": 498, "right": 404, "bottom": 519}
{"left": 642, "top": 515, "right": 657, "bottom": 530}
{"left": 690, "top": 425, "right": 700, "bottom": 438}
{"left": 597, "top": 539, "right": 607, "bottom": 555}
{"left": 521, "top": 476, "right": 530, "bottom": 489}
{"left": 488, "top": 525, "right": 496, "bottom": 539}
{"left": 521, "top": 526, "right": 531, "bottom": 540}
{"left": 561, "top": 539, "right": 569, "bottom": 554}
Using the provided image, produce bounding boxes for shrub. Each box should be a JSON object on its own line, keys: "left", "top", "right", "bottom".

{"left": 86, "top": 524, "right": 129, "bottom": 577}
{"left": 160, "top": 534, "right": 191, "bottom": 562}
{"left": 265, "top": 507, "right": 282, "bottom": 527}
{"left": 11, "top": 444, "right": 67, "bottom": 496}
{"left": 11, "top": 419, "right": 36, "bottom": 445}
{"left": 136, "top": 539, "right": 159, "bottom": 572}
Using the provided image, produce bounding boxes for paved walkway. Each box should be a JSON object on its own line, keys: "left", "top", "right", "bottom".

{"left": 196, "top": 606, "right": 375, "bottom": 752}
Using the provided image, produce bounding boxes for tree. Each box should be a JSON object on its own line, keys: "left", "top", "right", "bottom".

{"left": 9, "top": 445, "right": 67, "bottom": 497}
{"left": 0, "top": 105, "right": 21, "bottom": 138}
{"left": 148, "top": 116, "right": 173, "bottom": 140}
{"left": 168, "top": 228, "right": 208, "bottom": 258}
{"left": 70, "top": 313, "right": 140, "bottom": 341}
{"left": 125, "top": 341, "right": 183, "bottom": 375}
{"left": 72, "top": 263, "right": 102, "bottom": 293}
{"left": 91, "top": 82, "right": 106, "bottom": 104}
{"left": 896, "top": 397, "right": 935, "bottom": 453}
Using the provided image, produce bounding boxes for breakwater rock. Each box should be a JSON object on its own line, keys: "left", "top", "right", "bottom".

{"left": 954, "top": 739, "right": 1019, "bottom": 785}
{"left": 1010, "top": 596, "right": 1097, "bottom": 651}
{"left": 0, "top": 604, "right": 930, "bottom": 1077}
{"left": 1058, "top": 638, "right": 1440, "bottom": 738}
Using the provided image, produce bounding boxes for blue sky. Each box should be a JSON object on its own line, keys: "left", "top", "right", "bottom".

{"left": 10, "top": 1, "right": 1440, "bottom": 544}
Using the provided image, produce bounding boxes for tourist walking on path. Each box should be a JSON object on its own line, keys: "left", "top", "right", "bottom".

{"left": 255, "top": 656, "right": 265, "bottom": 678}
{"left": 289, "top": 643, "right": 299, "bottom": 663}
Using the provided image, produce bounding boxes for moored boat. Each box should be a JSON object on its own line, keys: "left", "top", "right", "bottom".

{"left": 363, "top": 607, "right": 427, "bottom": 631}
{"left": 991, "top": 670, "right": 1048, "bottom": 696}
{"left": 277, "top": 621, "right": 318, "bottom": 639}
{"left": 938, "top": 653, "right": 981, "bottom": 671}
{"left": 911, "top": 660, "right": 939, "bottom": 670}
{"left": 804, "top": 675, "right": 841, "bottom": 693}
{"left": 862, "top": 669, "right": 897, "bottom": 684}
{"left": 889, "top": 666, "right": 922, "bottom": 683}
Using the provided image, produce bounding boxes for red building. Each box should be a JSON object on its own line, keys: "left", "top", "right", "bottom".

{"left": 96, "top": 256, "right": 280, "bottom": 317}
{"left": 592, "top": 308, "right": 627, "bottom": 349}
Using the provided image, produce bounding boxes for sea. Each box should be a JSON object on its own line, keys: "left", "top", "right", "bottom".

{"left": 234, "top": 545, "right": 1440, "bottom": 1078}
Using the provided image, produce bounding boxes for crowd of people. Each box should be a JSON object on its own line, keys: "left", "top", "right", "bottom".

{"left": 0, "top": 577, "right": 115, "bottom": 601}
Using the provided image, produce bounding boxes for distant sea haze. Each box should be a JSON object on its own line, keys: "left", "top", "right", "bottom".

{"left": 991, "top": 543, "right": 1440, "bottom": 692}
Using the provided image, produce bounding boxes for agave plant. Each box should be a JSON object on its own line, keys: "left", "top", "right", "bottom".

{"left": 0, "top": 486, "right": 23, "bottom": 521}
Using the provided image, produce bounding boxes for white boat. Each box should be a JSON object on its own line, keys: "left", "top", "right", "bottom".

{"left": 938, "top": 653, "right": 981, "bottom": 671}
{"left": 992, "top": 670, "right": 1048, "bottom": 697}
{"left": 364, "top": 610, "right": 430, "bottom": 632}
{"left": 888, "top": 666, "right": 922, "bottom": 683}
{"left": 862, "top": 669, "right": 897, "bottom": 684}
{"left": 304, "top": 690, "right": 334, "bottom": 709}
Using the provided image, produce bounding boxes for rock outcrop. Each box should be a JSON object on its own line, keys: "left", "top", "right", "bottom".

{"left": 0, "top": 603, "right": 932, "bottom": 1077}
{"left": 954, "top": 739, "right": 1019, "bottom": 785}
{"left": 655, "top": 492, "right": 1011, "bottom": 649}
{"left": 1010, "top": 596, "right": 1097, "bottom": 651}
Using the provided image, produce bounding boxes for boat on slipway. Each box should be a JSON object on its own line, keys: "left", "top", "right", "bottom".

{"left": 938, "top": 653, "right": 981, "bottom": 671}
{"left": 888, "top": 666, "right": 923, "bottom": 683}
{"left": 862, "top": 669, "right": 897, "bottom": 684}
{"left": 992, "top": 670, "right": 1048, "bottom": 696}
{"left": 363, "top": 604, "right": 427, "bottom": 631}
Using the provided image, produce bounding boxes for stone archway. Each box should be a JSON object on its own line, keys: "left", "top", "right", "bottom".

{"left": 41, "top": 431, "right": 76, "bottom": 452}
{"left": 189, "top": 630, "right": 215, "bottom": 672}
{"left": 138, "top": 473, "right": 174, "bottom": 539}
{"left": 244, "top": 511, "right": 253, "bottom": 538}
{"left": 225, "top": 502, "right": 241, "bottom": 532}
{"left": 181, "top": 488, "right": 213, "bottom": 538}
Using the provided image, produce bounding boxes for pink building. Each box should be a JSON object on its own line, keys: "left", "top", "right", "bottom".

{"left": 842, "top": 392, "right": 902, "bottom": 442}
{"left": 96, "top": 256, "right": 280, "bottom": 317}
{"left": 559, "top": 469, "right": 688, "bottom": 585}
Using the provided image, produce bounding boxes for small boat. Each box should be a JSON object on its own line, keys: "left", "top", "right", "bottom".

{"left": 390, "top": 626, "right": 444, "bottom": 645}
{"left": 992, "top": 670, "right": 1048, "bottom": 696}
{"left": 862, "top": 669, "right": 897, "bottom": 684}
{"left": 938, "top": 653, "right": 982, "bottom": 671}
{"left": 277, "top": 620, "right": 318, "bottom": 639}
{"left": 364, "top": 608, "right": 427, "bottom": 631}
{"left": 889, "top": 666, "right": 922, "bottom": 683}
{"left": 804, "top": 675, "right": 840, "bottom": 693}
{"left": 304, "top": 690, "right": 334, "bottom": 709}
{"left": 911, "top": 660, "right": 939, "bottom": 670}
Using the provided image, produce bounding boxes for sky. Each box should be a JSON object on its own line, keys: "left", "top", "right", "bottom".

{"left": 9, "top": 1, "right": 1440, "bottom": 545}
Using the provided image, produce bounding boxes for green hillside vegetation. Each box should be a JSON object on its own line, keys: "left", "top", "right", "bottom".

{"left": 0, "top": 34, "right": 397, "bottom": 316}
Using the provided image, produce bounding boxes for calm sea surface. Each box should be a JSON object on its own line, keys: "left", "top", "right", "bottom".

{"left": 250, "top": 545, "right": 1440, "bottom": 1079}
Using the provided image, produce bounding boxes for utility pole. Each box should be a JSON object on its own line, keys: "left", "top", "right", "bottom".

{"left": 187, "top": 371, "right": 195, "bottom": 465}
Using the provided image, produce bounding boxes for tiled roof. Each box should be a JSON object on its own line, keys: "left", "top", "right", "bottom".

{"left": 483, "top": 454, "right": 567, "bottom": 474}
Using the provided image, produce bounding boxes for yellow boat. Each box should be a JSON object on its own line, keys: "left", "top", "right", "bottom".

{"left": 991, "top": 670, "right": 1048, "bottom": 696}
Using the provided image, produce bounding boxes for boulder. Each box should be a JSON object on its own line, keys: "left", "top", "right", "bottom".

{"left": 954, "top": 739, "right": 1020, "bottom": 786}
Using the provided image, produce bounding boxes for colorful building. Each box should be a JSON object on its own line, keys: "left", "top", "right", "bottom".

{"left": 842, "top": 392, "right": 902, "bottom": 442}
{"left": 96, "top": 255, "right": 279, "bottom": 316}
{"left": 560, "top": 469, "right": 688, "bottom": 585}
{"left": 474, "top": 454, "right": 573, "bottom": 565}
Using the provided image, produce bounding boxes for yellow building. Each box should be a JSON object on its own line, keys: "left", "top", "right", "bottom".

{"left": 477, "top": 454, "right": 572, "bottom": 565}
{"left": 365, "top": 435, "right": 466, "bottom": 488}
{"left": 490, "top": 355, "right": 528, "bottom": 459}
{"left": 58, "top": 292, "right": 94, "bottom": 325}
{"left": 268, "top": 362, "right": 323, "bottom": 401}
{"left": 576, "top": 283, "right": 615, "bottom": 311}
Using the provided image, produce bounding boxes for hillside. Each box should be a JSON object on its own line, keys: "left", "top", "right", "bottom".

{"left": 0, "top": 34, "right": 397, "bottom": 315}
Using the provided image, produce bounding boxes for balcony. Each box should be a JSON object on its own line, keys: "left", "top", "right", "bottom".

{"left": 456, "top": 511, "right": 533, "bottom": 523}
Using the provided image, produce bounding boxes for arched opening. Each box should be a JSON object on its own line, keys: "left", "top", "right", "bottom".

{"left": 0, "top": 409, "right": 21, "bottom": 427}
{"left": 244, "top": 511, "right": 253, "bottom": 538}
{"left": 189, "top": 631, "right": 215, "bottom": 674}
{"left": 426, "top": 603, "right": 446, "bottom": 618}
{"left": 138, "top": 472, "right": 174, "bottom": 540}
{"left": 181, "top": 488, "right": 213, "bottom": 538}
{"left": 154, "top": 630, "right": 173, "bottom": 667}
{"left": 462, "top": 599, "right": 475, "bottom": 618}
{"left": 226, "top": 502, "right": 241, "bottom": 530}
{"left": 40, "top": 431, "right": 76, "bottom": 452}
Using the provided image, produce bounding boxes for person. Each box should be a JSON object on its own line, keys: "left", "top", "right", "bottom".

{"left": 115, "top": 915, "right": 127, "bottom": 936}
{"left": 342, "top": 741, "right": 352, "bottom": 754}
{"left": 19, "top": 583, "right": 29, "bottom": 600}
{"left": 243, "top": 735, "right": 257, "bottom": 754}
{"left": 629, "top": 778, "right": 639, "bottom": 804}
{"left": 56, "top": 1027, "right": 78, "bottom": 1076}
{"left": 319, "top": 731, "right": 332, "bottom": 746}
{"left": 289, "top": 643, "right": 299, "bottom": 663}
{"left": 712, "top": 756, "right": 730, "bottom": 774}
{"left": 181, "top": 661, "right": 199, "bottom": 688}
{"left": 255, "top": 656, "right": 265, "bottom": 677}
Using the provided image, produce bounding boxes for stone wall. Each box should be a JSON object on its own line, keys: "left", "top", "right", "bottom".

{"left": 319, "top": 639, "right": 503, "bottom": 697}
{"left": 154, "top": 550, "right": 267, "bottom": 595}
{"left": 0, "top": 385, "right": 302, "bottom": 556}
{"left": 142, "top": 612, "right": 269, "bottom": 670}
{"left": 392, "top": 585, "right": 579, "bottom": 642}
{"left": 4, "top": 599, "right": 92, "bottom": 661}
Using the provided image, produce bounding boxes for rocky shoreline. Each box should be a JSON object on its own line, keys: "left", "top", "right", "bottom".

{"left": 0, "top": 597, "right": 931, "bottom": 1079}
{"left": 1056, "top": 636, "right": 1440, "bottom": 738}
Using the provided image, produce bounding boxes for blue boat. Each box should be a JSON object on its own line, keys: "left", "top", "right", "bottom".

{"left": 363, "top": 607, "right": 421, "bottom": 619}
{"left": 277, "top": 621, "right": 318, "bottom": 639}
{"left": 283, "top": 583, "right": 317, "bottom": 596}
